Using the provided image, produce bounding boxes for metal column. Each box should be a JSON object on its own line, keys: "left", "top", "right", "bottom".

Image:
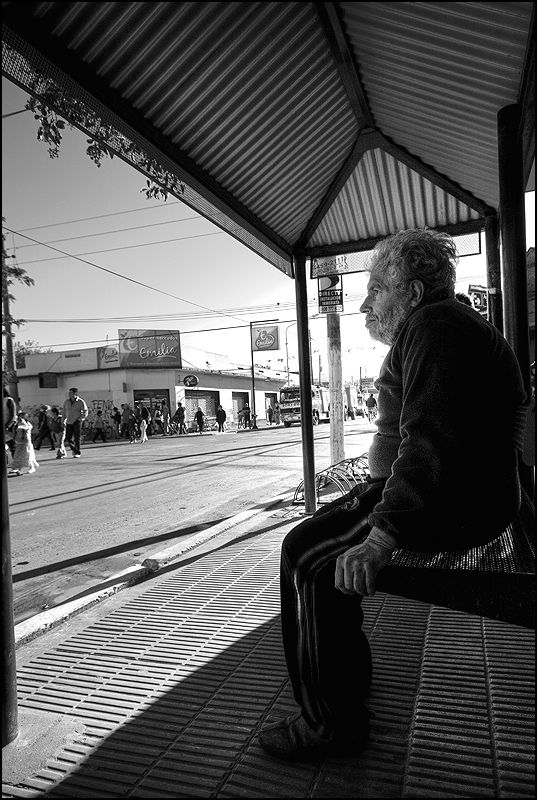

{"left": 484, "top": 214, "right": 504, "bottom": 334}
{"left": 497, "top": 102, "right": 533, "bottom": 497}
{"left": 294, "top": 252, "right": 316, "bottom": 514}
{"left": 2, "top": 401, "right": 18, "bottom": 746}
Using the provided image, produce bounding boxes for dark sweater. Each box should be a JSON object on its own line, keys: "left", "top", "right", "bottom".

{"left": 368, "top": 299, "right": 526, "bottom": 552}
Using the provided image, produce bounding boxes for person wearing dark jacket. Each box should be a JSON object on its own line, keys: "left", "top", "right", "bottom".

{"left": 216, "top": 405, "right": 226, "bottom": 433}
{"left": 195, "top": 407, "right": 205, "bottom": 434}
{"left": 258, "top": 228, "right": 527, "bottom": 761}
{"left": 34, "top": 404, "right": 55, "bottom": 451}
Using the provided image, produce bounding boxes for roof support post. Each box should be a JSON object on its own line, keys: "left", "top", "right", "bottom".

{"left": 497, "top": 104, "right": 531, "bottom": 397}
{"left": 497, "top": 103, "right": 533, "bottom": 498}
{"left": 484, "top": 214, "right": 503, "bottom": 334}
{"left": 1, "top": 403, "right": 18, "bottom": 746}
{"left": 294, "top": 252, "right": 316, "bottom": 514}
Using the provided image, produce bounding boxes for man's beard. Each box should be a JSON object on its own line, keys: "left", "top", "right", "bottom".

{"left": 369, "top": 303, "right": 411, "bottom": 346}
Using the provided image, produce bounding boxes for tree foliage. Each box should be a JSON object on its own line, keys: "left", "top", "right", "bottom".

{"left": 23, "top": 68, "right": 185, "bottom": 202}
{"left": 2, "top": 224, "right": 34, "bottom": 338}
{"left": 13, "top": 339, "right": 53, "bottom": 370}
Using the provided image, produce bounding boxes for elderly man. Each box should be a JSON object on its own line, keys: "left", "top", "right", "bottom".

{"left": 258, "top": 228, "right": 526, "bottom": 761}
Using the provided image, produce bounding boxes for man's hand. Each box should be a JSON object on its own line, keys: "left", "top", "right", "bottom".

{"left": 334, "top": 527, "right": 395, "bottom": 596}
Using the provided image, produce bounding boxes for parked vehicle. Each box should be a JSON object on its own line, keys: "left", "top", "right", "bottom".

{"left": 279, "top": 384, "right": 330, "bottom": 427}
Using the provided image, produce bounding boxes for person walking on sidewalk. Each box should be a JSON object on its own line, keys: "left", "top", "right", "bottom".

{"left": 258, "top": 228, "right": 527, "bottom": 762}
{"left": 174, "top": 402, "right": 187, "bottom": 435}
{"left": 34, "top": 404, "right": 55, "bottom": 451}
{"left": 3, "top": 386, "right": 17, "bottom": 461}
{"left": 92, "top": 410, "right": 107, "bottom": 444}
{"left": 63, "top": 387, "right": 88, "bottom": 458}
{"left": 9, "top": 411, "right": 39, "bottom": 475}
{"left": 195, "top": 407, "right": 205, "bottom": 434}
{"left": 139, "top": 414, "right": 149, "bottom": 443}
{"left": 216, "top": 405, "right": 226, "bottom": 433}
{"left": 49, "top": 406, "right": 66, "bottom": 459}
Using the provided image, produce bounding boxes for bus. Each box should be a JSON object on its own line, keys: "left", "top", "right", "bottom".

{"left": 279, "top": 384, "right": 330, "bottom": 427}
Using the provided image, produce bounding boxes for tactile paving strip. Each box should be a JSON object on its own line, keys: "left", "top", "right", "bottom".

{"left": 2, "top": 521, "right": 534, "bottom": 799}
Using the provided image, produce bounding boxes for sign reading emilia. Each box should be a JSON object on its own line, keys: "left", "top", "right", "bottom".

{"left": 116, "top": 330, "right": 182, "bottom": 368}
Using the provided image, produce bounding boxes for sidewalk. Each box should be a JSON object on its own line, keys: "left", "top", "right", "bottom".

{"left": 2, "top": 497, "right": 535, "bottom": 799}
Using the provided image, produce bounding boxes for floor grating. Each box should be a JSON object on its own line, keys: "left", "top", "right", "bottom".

{"left": 2, "top": 523, "right": 534, "bottom": 798}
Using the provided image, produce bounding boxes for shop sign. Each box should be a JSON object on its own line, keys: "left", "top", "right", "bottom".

{"left": 118, "top": 330, "right": 182, "bottom": 368}
{"left": 251, "top": 324, "right": 279, "bottom": 352}
{"left": 183, "top": 375, "right": 199, "bottom": 387}
{"left": 97, "top": 345, "right": 120, "bottom": 369}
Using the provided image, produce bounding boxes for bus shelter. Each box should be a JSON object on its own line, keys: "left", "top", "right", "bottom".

{"left": 2, "top": 1, "right": 534, "bottom": 746}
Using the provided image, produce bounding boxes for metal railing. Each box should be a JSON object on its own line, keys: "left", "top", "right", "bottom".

{"left": 293, "top": 453, "right": 370, "bottom": 505}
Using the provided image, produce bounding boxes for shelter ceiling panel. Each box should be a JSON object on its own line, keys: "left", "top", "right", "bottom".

{"left": 308, "top": 149, "right": 481, "bottom": 248}
{"left": 18, "top": 1, "right": 359, "bottom": 246}
{"left": 341, "top": 1, "right": 534, "bottom": 210}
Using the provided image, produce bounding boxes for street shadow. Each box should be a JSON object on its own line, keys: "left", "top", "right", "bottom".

{"left": 12, "top": 517, "right": 230, "bottom": 582}
{"left": 8, "top": 438, "right": 305, "bottom": 514}
{"left": 33, "top": 616, "right": 304, "bottom": 798}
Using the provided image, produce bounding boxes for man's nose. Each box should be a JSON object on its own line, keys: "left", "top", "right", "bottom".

{"left": 359, "top": 297, "right": 370, "bottom": 313}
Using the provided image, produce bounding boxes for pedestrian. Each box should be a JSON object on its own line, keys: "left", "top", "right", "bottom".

{"left": 174, "top": 402, "right": 187, "bottom": 435}
{"left": 242, "top": 403, "right": 251, "bottom": 429}
{"left": 62, "top": 387, "right": 89, "bottom": 458}
{"left": 3, "top": 386, "right": 17, "bottom": 461}
{"left": 111, "top": 406, "right": 121, "bottom": 437}
{"left": 161, "top": 399, "right": 170, "bottom": 435}
{"left": 195, "top": 407, "right": 205, "bottom": 434}
{"left": 128, "top": 409, "right": 138, "bottom": 443}
{"left": 139, "top": 403, "right": 150, "bottom": 435}
{"left": 120, "top": 404, "right": 130, "bottom": 439}
{"left": 49, "top": 406, "right": 66, "bottom": 459}
{"left": 34, "top": 404, "right": 55, "bottom": 451}
{"left": 153, "top": 405, "right": 164, "bottom": 435}
{"left": 216, "top": 404, "right": 227, "bottom": 433}
{"left": 9, "top": 411, "right": 39, "bottom": 476}
{"left": 258, "top": 228, "right": 526, "bottom": 761}
{"left": 92, "top": 410, "right": 107, "bottom": 443}
{"left": 267, "top": 405, "right": 274, "bottom": 425}
{"left": 274, "top": 401, "right": 281, "bottom": 426}
{"left": 139, "top": 415, "right": 148, "bottom": 443}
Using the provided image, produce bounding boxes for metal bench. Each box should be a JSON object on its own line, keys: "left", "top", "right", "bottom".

{"left": 294, "top": 456, "right": 535, "bottom": 629}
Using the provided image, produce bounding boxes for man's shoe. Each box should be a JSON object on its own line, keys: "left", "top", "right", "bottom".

{"left": 73, "top": 454, "right": 81, "bottom": 458}
{"left": 258, "top": 713, "right": 367, "bottom": 761}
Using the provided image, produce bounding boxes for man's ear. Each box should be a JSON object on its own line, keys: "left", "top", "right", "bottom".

{"left": 409, "top": 279, "right": 425, "bottom": 307}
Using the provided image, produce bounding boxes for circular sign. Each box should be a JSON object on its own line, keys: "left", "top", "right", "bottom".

{"left": 183, "top": 375, "right": 199, "bottom": 387}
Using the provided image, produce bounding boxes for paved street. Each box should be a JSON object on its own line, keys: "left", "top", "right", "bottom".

{"left": 7, "top": 421, "right": 376, "bottom": 624}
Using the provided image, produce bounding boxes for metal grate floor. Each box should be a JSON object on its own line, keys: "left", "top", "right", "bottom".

{"left": 2, "top": 518, "right": 535, "bottom": 798}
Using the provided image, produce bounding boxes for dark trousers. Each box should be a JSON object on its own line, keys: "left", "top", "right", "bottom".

{"left": 65, "top": 420, "right": 82, "bottom": 455}
{"left": 92, "top": 429, "right": 107, "bottom": 443}
{"left": 280, "top": 482, "right": 384, "bottom": 738}
{"left": 35, "top": 427, "right": 55, "bottom": 449}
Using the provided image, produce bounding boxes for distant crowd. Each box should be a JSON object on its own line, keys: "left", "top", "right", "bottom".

{"left": 4, "top": 388, "right": 286, "bottom": 477}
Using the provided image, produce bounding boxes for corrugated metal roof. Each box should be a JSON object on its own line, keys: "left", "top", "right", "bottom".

{"left": 309, "top": 149, "right": 481, "bottom": 247}
{"left": 30, "top": 1, "right": 359, "bottom": 246}
{"left": 341, "top": 1, "right": 534, "bottom": 211}
{"left": 1, "top": 1, "right": 533, "bottom": 271}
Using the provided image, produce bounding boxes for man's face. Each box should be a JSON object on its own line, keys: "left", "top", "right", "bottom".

{"left": 69, "top": 390, "right": 75, "bottom": 400}
{"left": 360, "top": 261, "right": 412, "bottom": 346}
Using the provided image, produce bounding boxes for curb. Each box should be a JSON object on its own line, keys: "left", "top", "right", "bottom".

{"left": 14, "top": 491, "right": 294, "bottom": 648}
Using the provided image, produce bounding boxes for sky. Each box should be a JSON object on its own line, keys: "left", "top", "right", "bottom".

{"left": 2, "top": 77, "right": 535, "bottom": 382}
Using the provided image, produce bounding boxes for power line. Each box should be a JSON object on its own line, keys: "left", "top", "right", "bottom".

{"left": 11, "top": 230, "right": 225, "bottom": 266}
{"left": 2, "top": 108, "right": 29, "bottom": 119}
{"left": 2, "top": 226, "right": 248, "bottom": 324}
{"left": 13, "top": 215, "right": 204, "bottom": 250}
{"left": 14, "top": 201, "right": 182, "bottom": 232}
{"left": 12, "top": 312, "right": 366, "bottom": 351}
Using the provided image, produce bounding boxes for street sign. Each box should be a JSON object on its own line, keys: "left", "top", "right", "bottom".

{"left": 183, "top": 375, "right": 199, "bottom": 386}
{"left": 312, "top": 254, "right": 351, "bottom": 278}
{"left": 318, "top": 275, "right": 343, "bottom": 314}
